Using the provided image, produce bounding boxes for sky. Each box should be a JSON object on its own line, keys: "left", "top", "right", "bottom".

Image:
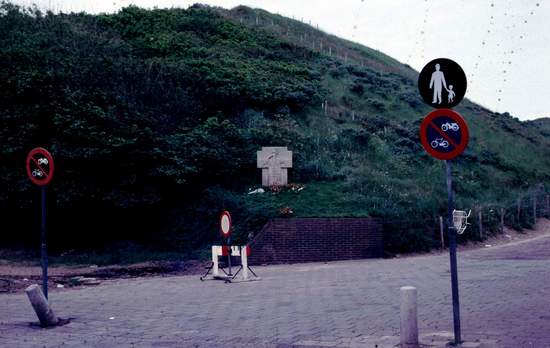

{"left": 12, "top": 0, "right": 550, "bottom": 120}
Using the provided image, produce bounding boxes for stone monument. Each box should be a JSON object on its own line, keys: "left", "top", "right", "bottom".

{"left": 257, "top": 147, "right": 292, "bottom": 187}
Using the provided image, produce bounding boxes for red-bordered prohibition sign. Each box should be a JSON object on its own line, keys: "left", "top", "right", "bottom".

{"left": 419, "top": 109, "right": 469, "bottom": 161}
{"left": 26, "top": 147, "right": 55, "bottom": 186}
{"left": 220, "top": 211, "right": 232, "bottom": 237}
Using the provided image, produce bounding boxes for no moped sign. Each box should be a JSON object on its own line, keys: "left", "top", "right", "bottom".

{"left": 26, "top": 147, "right": 55, "bottom": 186}
{"left": 419, "top": 109, "right": 469, "bottom": 161}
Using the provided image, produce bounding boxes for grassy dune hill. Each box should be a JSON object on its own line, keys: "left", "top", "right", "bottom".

{"left": 0, "top": 3, "right": 548, "bottom": 257}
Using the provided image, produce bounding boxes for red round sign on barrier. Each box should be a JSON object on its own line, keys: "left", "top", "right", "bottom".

{"left": 419, "top": 109, "right": 469, "bottom": 161}
{"left": 220, "top": 211, "right": 232, "bottom": 237}
{"left": 26, "top": 147, "right": 55, "bottom": 186}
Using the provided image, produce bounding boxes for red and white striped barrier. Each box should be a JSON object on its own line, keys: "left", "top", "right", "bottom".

{"left": 211, "top": 245, "right": 251, "bottom": 280}
{"left": 200, "top": 245, "right": 257, "bottom": 282}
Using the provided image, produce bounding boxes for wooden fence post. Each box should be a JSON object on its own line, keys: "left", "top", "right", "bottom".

{"left": 439, "top": 216, "right": 444, "bottom": 249}
{"left": 533, "top": 195, "right": 537, "bottom": 225}
{"left": 517, "top": 197, "right": 521, "bottom": 225}
{"left": 500, "top": 208, "right": 504, "bottom": 233}
{"left": 478, "top": 209, "right": 483, "bottom": 240}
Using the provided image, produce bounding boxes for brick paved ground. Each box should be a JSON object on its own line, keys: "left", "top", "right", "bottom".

{"left": 1, "top": 225, "right": 550, "bottom": 348}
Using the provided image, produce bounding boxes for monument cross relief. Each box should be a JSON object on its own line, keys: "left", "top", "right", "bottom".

{"left": 257, "top": 147, "right": 292, "bottom": 187}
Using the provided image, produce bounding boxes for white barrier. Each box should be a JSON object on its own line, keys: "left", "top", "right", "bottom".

{"left": 201, "top": 245, "right": 257, "bottom": 282}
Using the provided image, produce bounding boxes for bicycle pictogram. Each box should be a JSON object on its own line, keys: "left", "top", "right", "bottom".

{"left": 441, "top": 122, "right": 459, "bottom": 132}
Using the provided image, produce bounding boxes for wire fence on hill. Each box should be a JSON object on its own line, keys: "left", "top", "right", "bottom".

{"left": 432, "top": 192, "right": 550, "bottom": 249}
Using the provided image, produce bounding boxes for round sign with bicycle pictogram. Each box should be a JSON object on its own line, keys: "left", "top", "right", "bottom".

{"left": 419, "top": 109, "right": 469, "bottom": 160}
{"left": 26, "top": 147, "right": 55, "bottom": 186}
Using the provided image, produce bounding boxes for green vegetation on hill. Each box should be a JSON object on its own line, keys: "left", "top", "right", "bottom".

{"left": 0, "top": 3, "right": 548, "bottom": 258}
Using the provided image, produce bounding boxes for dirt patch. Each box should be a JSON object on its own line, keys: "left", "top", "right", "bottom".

{"left": 0, "top": 260, "right": 209, "bottom": 294}
{"left": 389, "top": 218, "right": 550, "bottom": 259}
{"left": 458, "top": 218, "right": 550, "bottom": 252}
{"left": 463, "top": 218, "right": 550, "bottom": 261}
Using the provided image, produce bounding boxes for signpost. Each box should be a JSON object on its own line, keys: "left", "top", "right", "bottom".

{"left": 220, "top": 211, "right": 232, "bottom": 276}
{"left": 26, "top": 147, "right": 55, "bottom": 299}
{"left": 418, "top": 58, "right": 468, "bottom": 346}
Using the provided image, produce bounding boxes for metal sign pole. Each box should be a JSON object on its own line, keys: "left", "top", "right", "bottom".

{"left": 446, "top": 160, "right": 461, "bottom": 344}
{"left": 41, "top": 185, "right": 48, "bottom": 299}
{"left": 227, "top": 237, "right": 232, "bottom": 276}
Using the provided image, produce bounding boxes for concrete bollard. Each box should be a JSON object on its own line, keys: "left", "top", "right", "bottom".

{"left": 400, "top": 286, "right": 419, "bottom": 347}
{"left": 25, "top": 284, "right": 59, "bottom": 327}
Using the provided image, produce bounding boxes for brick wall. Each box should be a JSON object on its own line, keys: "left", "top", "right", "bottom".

{"left": 248, "top": 218, "right": 383, "bottom": 265}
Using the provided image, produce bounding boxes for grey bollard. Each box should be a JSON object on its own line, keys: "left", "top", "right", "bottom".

{"left": 400, "top": 286, "right": 418, "bottom": 347}
{"left": 25, "top": 284, "right": 59, "bottom": 327}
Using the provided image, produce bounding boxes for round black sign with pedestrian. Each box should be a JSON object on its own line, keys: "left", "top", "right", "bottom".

{"left": 419, "top": 109, "right": 469, "bottom": 161}
{"left": 418, "top": 58, "right": 467, "bottom": 109}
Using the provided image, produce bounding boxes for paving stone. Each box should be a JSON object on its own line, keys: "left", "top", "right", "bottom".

{"left": 2, "top": 234, "right": 550, "bottom": 347}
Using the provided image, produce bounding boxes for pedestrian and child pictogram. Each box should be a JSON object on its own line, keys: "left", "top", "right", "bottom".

{"left": 418, "top": 58, "right": 467, "bottom": 109}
